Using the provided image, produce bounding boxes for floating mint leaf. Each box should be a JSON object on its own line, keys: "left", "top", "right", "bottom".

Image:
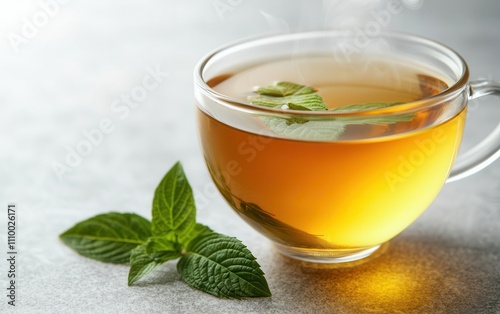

{"left": 249, "top": 82, "right": 340, "bottom": 140}
{"left": 248, "top": 81, "right": 414, "bottom": 140}
{"left": 248, "top": 94, "right": 327, "bottom": 111}
{"left": 128, "top": 240, "right": 181, "bottom": 286}
{"left": 60, "top": 213, "right": 151, "bottom": 264}
{"left": 286, "top": 94, "right": 327, "bottom": 111}
{"left": 152, "top": 162, "right": 196, "bottom": 244}
{"left": 287, "top": 103, "right": 312, "bottom": 111}
{"left": 330, "top": 102, "right": 404, "bottom": 113}
{"left": 249, "top": 81, "right": 327, "bottom": 111}
{"left": 260, "top": 116, "right": 345, "bottom": 141}
{"left": 332, "top": 102, "right": 415, "bottom": 125}
{"left": 339, "top": 113, "right": 415, "bottom": 125}
{"left": 177, "top": 232, "right": 271, "bottom": 299}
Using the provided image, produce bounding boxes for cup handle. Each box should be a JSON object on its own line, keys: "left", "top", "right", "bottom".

{"left": 446, "top": 80, "right": 500, "bottom": 183}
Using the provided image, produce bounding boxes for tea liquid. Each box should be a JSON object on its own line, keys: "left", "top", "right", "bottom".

{"left": 197, "top": 56, "right": 465, "bottom": 249}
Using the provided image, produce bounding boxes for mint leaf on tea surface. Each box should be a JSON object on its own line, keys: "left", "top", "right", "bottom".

{"left": 330, "top": 102, "right": 404, "bottom": 113}
{"left": 249, "top": 81, "right": 340, "bottom": 140}
{"left": 248, "top": 81, "right": 415, "bottom": 141}
{"left": 340, "top": 112, "right": 415, "bottom": 125}
{"left": 249, "top": 81, "right": 327, "bottom": 111}
{"left": 287, "top": 103, "right": 313, "bottom": 111}
{"left": 152, "top": 162, "right": 196, "bottom": 244}
{"left": 331, "top": 102, "right": 415, "bottom": 125}
{"left": 177, "top": 232, "right": 271, "bottom": 299}
{"left": 60, "top": 213, "right": 151, "bottom": 264}
{"left": 128, "top": 241, "right": 181, "bottom": 286}
{"left": 249, "top": 93, "right": 327, "bottom": 111}
{"left": 260, "top": 116, "right": 345, "bottom": 141}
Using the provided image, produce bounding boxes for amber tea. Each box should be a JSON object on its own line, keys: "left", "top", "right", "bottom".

{"left": 197, "top": 55, "right": 465, "bottom": 257}
{"left": 195, "top": 32, "right": 500, "bottom": 263}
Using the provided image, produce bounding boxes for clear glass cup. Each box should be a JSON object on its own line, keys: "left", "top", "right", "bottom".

{"left": 194, "top": 31, "right": 500, "bottom": 264}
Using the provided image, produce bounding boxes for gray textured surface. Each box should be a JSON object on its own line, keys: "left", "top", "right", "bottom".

{"left": 1, "top": 1, "right": 500, "bottom": 313}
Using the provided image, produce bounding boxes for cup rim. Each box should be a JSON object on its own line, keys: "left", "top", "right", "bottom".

{"left": 194, "top": 30, "right": 470, "bottom": 117}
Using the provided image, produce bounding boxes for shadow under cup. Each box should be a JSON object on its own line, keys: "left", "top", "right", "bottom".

{"left": 194, "top": 31, "right": 497, "bottom": 264}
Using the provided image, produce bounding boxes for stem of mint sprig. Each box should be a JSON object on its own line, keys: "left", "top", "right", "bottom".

{"left": 60, "top": 162, "right": 271, "bottom": 299}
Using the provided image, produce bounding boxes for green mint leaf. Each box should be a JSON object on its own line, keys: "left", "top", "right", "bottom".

{"left": 248, "top": 94, "right": 327, "bottom": 111}
{"left": 128, "top": 241, "right": 181, "bottom": 286}
{"left": 330, "top": 102, "right": 404, "bottom": 113}
{"left": 331, "top": 102, "right": 414, "bottom": 125}
{"left": 128, "top": 224, "right": 212, "bottom": 286}
{"left": 248, "top": 82, "right": 414, "bottom": 140}
{"left": 60, "top": 161, "right": 272, "bottom": 298}
{"left": 60, "top": 213, "right": 151, "bottom": 264}
{"left": 152, "top": 162, "right": 196, "bottom": 244}
{"left": 248, "top": 81, "right": 327, "bottom": 111}
{"left": 145, "top": 234, "right": 182, "bottom": 252}
{"left": 249, "top": 82, "right": 338, "bottom": 140}
{"left": 287, "top": 103, "right": 312, "bottom": 111}
{"left": 149, "top": 223, "right": 212, "bottom": 250}
{"left": 260, "top": 116, "right": 345, "bottom": 141}
{"left": 286, "top": 94, "right": 327, "bottom": 111}
{"left": 177, "top": 232, "right": 271, "bottom": 299}
{"left": 182, "top": 223, "right": 213, "bottom": 246}
{"left": 249, "top": 81, "right": 340, "bottom": 140}
{"left": 340, "top": 113, "right": 415, "bottom": 125}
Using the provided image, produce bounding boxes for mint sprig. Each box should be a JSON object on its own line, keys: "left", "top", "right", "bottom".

{"left": 248, "top": 81, "right": 414, "bottom": 140}
{"left": 60, "top": 162, "right": 271, "bottom": 299}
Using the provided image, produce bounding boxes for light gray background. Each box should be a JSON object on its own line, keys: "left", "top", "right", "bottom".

{"left": 1, "top": 0, "right": 500, "bottom": 313}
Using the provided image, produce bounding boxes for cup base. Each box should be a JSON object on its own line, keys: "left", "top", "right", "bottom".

{"left": 273, "top": 243, "right": 383, "bottom": 265}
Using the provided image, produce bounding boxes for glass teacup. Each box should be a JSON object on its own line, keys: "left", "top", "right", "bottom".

{"left": 194, "top": 31, "right": 500, "bottom": 263}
